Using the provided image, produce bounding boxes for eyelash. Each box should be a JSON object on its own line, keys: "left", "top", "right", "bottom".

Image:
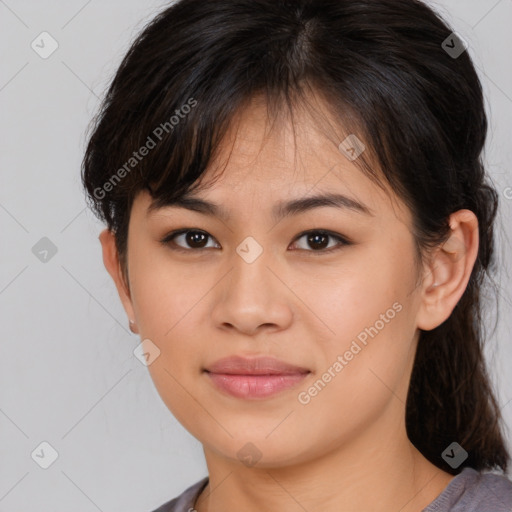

{"left": 159, "top": 228, "right": 352, "bottom": 255}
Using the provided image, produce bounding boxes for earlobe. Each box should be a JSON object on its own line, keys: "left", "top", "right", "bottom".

{"left": 98, "top": 228, "right": 138, "bottom": 333}
{"left": 416, "top": 209, "right": 479, "bottom": 331}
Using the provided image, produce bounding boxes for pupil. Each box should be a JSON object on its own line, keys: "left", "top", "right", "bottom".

{"left": 187, "top": 231, "right": 206, "bottom": 248}
{"left": 309, "top": 233, "right": 328, "bottom": 249}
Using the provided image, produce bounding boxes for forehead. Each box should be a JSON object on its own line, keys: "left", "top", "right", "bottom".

{"left": 206, "top": 93, "right": 346, "bottom": 185}
{"left": 139, "top": 94, "right": 413, "bottom": 230}
{"left": 189, "top": 96, "right": 409, "bottom": 222}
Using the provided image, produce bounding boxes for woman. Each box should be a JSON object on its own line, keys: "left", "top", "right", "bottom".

{"left": 81, "top": 0, "right": 512, "bottom": 510}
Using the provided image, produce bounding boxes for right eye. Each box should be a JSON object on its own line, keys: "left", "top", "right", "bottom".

{"left": 160, "top": 229, "right": 221, "bottom": 252}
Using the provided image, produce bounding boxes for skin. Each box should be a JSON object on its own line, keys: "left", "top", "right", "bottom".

{"left": 100, "top": 94, "right": 479, "bottom": 511}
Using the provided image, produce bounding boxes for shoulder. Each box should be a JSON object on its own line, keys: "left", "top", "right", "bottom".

{"left": 149, "top": 477, "right": 209, "bottom": 512}
{"left": 424, "top": 467, "right": 512, "bottom": 512}
{"left": 466, "top": 469, "right": 512, "bottom": 510}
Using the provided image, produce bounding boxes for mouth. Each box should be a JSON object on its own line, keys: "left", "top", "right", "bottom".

{"left": 203, "top": 356, "right": 311, "bottom": 400}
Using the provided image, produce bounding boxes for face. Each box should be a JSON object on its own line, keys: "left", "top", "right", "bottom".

{"left": 109, "top": 95, "right": 429, "bottom": 468}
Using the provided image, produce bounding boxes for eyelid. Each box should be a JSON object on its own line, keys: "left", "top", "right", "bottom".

{"left": 160, "top": 228, "right": 352, "bottom": 254}
{"left": 290, "top": 229, "right": 352, "bottom": 253}
{"left": 160, "top": 228, "right": 220, "bottom": 251}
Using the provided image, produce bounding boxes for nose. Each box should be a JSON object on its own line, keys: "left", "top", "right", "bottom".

{"left": 210, "top": 245, "right": 294, "bottom": 336}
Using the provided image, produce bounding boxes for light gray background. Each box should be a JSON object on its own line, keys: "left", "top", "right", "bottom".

{"left": 1, "top": 1, "right": 511, "bottom": 511}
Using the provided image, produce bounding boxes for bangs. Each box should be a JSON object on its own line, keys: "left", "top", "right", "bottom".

{"left": 82, "top": 0, "right": 482, "bottom": 265}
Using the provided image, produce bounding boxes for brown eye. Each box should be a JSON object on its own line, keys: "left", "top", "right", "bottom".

{"left": 161, "top": 229, "right": 220, "bottom": 251}
{"left": 290, "top": 230, "right": 351, "bottom": 253}
{"left": 184, "top": 231, "right": 209, "bottom": 248}
{"left": 306, "top": 232, "right": 329, "bottom": 250}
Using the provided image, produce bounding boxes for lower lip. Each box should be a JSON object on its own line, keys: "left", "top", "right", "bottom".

{"left": 205, "top": 372, "right": 309, "bottom": 399}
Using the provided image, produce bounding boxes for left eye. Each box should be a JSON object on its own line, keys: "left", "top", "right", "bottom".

{"left": 290, "top": 230, "right": 350, "bottom": 253}
{"left": 160, "top": 229, "right": 350, "bottom": 253}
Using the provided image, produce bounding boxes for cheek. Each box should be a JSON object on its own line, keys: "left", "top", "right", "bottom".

{"left": 127, "top": 247, "right": 210, "bottom": 382}
{"left": 292, "top": 303, "right": 416, "bottom": 452}
{"left": 128, "top": 245, "right": 208, "bottom": 338}
{"left": 289, "top": 248, "right": 414, "bottom": 347}
{"left": 297, "top": 248, "right": 418, "bottom": 400}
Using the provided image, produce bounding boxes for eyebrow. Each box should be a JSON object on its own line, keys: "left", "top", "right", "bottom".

{"left": 147, "top": 191, "right": 374, "bottom": 221}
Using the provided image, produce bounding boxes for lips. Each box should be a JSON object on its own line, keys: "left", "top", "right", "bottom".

{"left": 204, "top": 356, "right": 310, "bottom": 399}
{"left": 204, "top": 355, "right": 310, "bottom": 375}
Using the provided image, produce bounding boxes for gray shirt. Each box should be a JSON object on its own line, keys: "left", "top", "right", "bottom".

{"left": 150, "top": 467, "right": 512, "bottom": 511}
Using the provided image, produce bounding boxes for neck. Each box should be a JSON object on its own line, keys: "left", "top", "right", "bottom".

{"left": 194, "top": 418, "right": 454, "bottom": 512}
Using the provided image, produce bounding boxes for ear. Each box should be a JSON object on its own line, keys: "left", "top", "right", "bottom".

{"left": 98, "top": 228, "right": 138, "bottom": 334}
{"left": 416, "top": 209, "right": 479, "bottom": 331}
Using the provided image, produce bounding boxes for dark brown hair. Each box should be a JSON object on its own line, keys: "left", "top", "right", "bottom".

{"left": 81, "top": 0, "right": 509, "bottom": 474}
